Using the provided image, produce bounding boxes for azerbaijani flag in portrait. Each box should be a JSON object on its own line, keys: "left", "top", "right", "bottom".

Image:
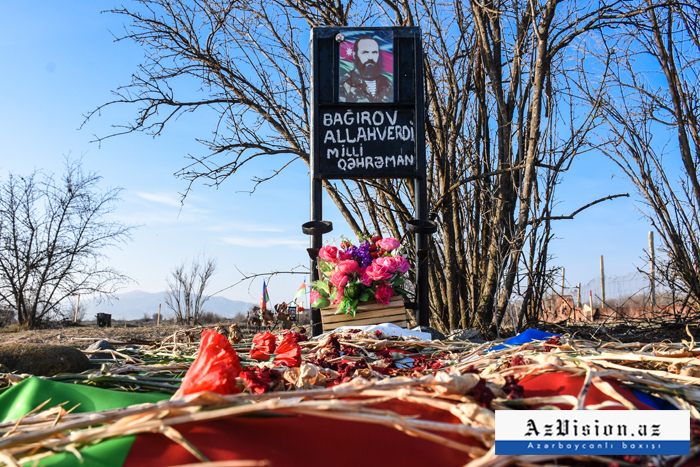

{"left": 338, "top": 29, "right": 394, "bottom": 86}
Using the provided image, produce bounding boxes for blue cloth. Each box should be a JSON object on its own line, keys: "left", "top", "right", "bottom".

{"left": 490, "top": 328, "right": 559, "bottom": 352}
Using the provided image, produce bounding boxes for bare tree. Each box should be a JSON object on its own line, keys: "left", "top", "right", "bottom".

{"left": 164, "top": 255, "right": 217, "bottom": 324}
{"left": 582, "top": 1, "right": 700, "bottom": 311}
{"left": 87, "top": 0, "right": 641, "bottom": 336}
{"left": 0, "top": 160, "right": 134, "bottom": 328}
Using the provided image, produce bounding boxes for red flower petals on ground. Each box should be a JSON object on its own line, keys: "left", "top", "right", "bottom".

{"left": 503, "top": 375, "right": 524, "bottom": 400}
{"left": 543, "top": 336, "right": 561, "bottom": 352}
{"left": 472, "top": 379, "right": 494, "bottom": 408}
{"left": 175, "top": 330, "right": 241, "bottom": 398}
{"left": 511, "top": 355, "right": 526, "bottom": 367}
{"left": 240, "top": 367, "right": 283, "bottom": 394}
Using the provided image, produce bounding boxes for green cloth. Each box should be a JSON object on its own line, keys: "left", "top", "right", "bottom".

{"left": 0, "top": 377, "right": 170, "bottom": 466}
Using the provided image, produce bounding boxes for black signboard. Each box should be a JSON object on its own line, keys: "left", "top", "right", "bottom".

{"left": 311, "top": 27, "right": 424, "bottom": 180}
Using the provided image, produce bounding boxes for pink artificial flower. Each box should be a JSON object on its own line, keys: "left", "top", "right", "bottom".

{"left": 332, "top": 286, "right": 345, "bottom": 304}
{"left": 337, "top": 259, "right": 359, "bottom": 275}
{"left": 310, "top": 290, "right": 321, "bottom": 305}
{"left": 377, "top": 237, "right": 400, "bottom": 252}
{"left": 374, "top": 283, "right": 394, "bottom": 305}
{"left": 375, "top": 256, "right": 399, "bottom": 273}
{"left": 360, "top": 269, "right": 373, "bottom": 286}
{"left": 319, "top": 245, "right": 338, "bottom": 263}
{"left": 395, "top": 255, "right": 411, "bottom": 274}
{"left": 365, "top": 261, "right": 393, "bottom": 281}
{"left": 331, "top": 271, "right": 349, "bottom": 289}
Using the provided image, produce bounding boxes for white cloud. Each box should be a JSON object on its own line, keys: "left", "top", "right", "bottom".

{"left": 135, "top": 192, "right": 182, "bottom": 207}
{"left": 220, "top": 237, "right": 308, "bottom": 248}
{"left": 207, "top": 222, "right": 284, "bottom": 233}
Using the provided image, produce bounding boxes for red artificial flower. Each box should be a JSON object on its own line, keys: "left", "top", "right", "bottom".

{"left": 337, "top": 259, "right": 359, "bottom": 275}
{"left": 341, "top": 345, "right": 357, "bottom": 356}
{"left": 250, "top": 331, "right": 277, "bottom": 360}
{"left": 240, "top": 367, "right": 283, "bottom": 394}
{"left": 374, "top": 283, "right": 394, "bottom": 305}
{"left": 319, "top": 245, "right": 339, "bottom": 263}
{"left": 175, "top": 330, "right": 241, "bottom": 398}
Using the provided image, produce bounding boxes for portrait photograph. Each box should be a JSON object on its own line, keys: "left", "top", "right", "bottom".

{"left": 338, "top": 30, "right": 394, "bottom": 103}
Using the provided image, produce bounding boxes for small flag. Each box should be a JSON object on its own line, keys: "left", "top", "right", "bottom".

{"left": 261, "top": 280, "right": 270, "bottom": 310}
{"left": 293, "top": 279, "right": 307, "bottom": 301}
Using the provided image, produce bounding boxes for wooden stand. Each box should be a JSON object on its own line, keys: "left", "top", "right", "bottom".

{"left": 320, "top": 295, "right": 408, "bottom": 331}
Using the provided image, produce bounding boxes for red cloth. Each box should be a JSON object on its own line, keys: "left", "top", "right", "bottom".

{"left": 518, "top": 372, "right": 655, "bottom": 409}
{"left": 124, "top": 399, "right": 478, "bottom": 467}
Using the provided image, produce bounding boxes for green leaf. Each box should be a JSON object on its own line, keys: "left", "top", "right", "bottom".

{"left": 358, "top": 291, "right": 371, "bottom": 302}
{"left": 393, "top": 276, "right": 405, "bottom": 286}
{"left": 313, "top": 280, "right": 331, "bottom": 297}
{"left": 311, "top": 296, "right": 330, "bottom": 309}
{"left": 329, "top": 288, "right": 338, "bottom": 302}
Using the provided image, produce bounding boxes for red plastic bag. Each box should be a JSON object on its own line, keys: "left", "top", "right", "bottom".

{"left": 249, "top": 332, "right": 302, "bottom": 367}
{"left": 174, "top": 330, "right": 242, "bottom": 398}
{"left": 250, "top": 331, "right": 277, "bottom": 360}
{"left": 273, "top": 336, "right": 302, "bottom": 367}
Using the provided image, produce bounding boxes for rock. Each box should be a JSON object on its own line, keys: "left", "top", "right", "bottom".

{"left": 447, "top": 329, "right": 486, "bottom": 343}
{"left": 0, "top": 343, "right": 89, "bottom": 376}
{"left": 85, "top": 339, "right": 117, "bottom": 360}
{"left": 411, "top": 326, "right": 446, "bottom": 341}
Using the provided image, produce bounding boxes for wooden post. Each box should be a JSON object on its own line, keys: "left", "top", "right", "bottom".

{"left": 649, "top": 231, "right": 656, "bottom": 308}
{"left": 73, "top": 294, "right": 81, "bottom": 323}
{"left": 600, "top": 255, "right": 606, "bottom": 308}
{"left": 576, "top": 282, "right": 581, "bottom": 308}
{"left": 157, "top": 303, "right": 161, "bottom": 326}
{"left": 561, "top": 268, "right": 565, "bottom": 297}
{"left": 589, "top": 289, "right": 593, "bottom": 318}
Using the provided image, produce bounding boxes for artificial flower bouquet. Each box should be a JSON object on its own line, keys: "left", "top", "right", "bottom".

{"left": 310, "top": 235, "right": 411, "bottom": 317}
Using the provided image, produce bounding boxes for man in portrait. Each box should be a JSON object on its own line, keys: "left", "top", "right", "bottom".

{"left": 339, "top": 36, "right": 393, "bottom": 103}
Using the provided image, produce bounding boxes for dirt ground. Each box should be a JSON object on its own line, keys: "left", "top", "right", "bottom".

{"left": 1, "top": 318, "right": 697, "bottom": 349}
{"left": 0, "top": 320, "right": 201, "bottom": 349}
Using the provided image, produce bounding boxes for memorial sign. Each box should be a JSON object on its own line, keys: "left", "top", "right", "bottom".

{"left": 307, "top": 26, "right": 430, "bottom": 336}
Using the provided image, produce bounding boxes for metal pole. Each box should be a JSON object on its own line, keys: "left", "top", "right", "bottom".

{"left": 414, "top": 33, "right": 429, "bottom": 328}
{"left": 649, "top": 231, "right": 656, "bottom": 308}
{"left": 600, "top": 255, "right": 606, "bottom": 308}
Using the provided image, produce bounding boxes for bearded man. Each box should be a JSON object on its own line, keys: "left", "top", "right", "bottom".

{"left": 339, "top": 36, "right": 393, "bottom": 103}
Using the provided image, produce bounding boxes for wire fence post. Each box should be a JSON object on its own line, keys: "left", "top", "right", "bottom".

{"left": 600, "top": 255, "right": 606, "bottom": 307}
{"left": 649, "top": 231, "right": 656, "bottom": 308}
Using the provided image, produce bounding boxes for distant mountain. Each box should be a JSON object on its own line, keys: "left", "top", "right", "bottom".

{"left": 86, "top": 290, "right": 254, "bottom": 321}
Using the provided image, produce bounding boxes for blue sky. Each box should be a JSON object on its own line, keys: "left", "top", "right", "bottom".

{"left": 0, "top": 2, "right": 657, "bottom": 309}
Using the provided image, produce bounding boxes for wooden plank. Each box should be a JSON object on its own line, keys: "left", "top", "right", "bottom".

{"left": 321, "top": 307, "right": 406, "bottom": 322}
{"left": 320, "top": 296, "right": 408, "bottom": 331}
{"left": 324, "top": 317, "right": 408, "bottom": 330}
{"left": 322, "top": 310, "right": 406, "bottom": 325}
